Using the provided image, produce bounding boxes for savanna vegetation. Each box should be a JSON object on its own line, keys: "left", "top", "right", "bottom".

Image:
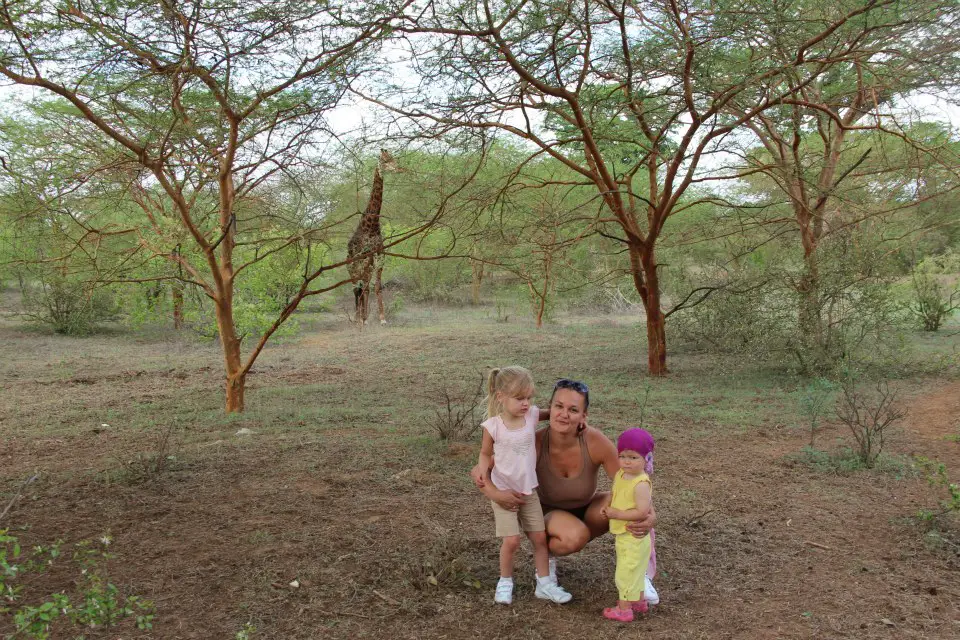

{"left": 1, "top": 0, "right": 959, "bottom": 638}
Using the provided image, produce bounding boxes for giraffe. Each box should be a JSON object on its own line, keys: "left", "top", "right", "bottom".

{"left": 347, "top": 149, "right": 399, "bottom": 325}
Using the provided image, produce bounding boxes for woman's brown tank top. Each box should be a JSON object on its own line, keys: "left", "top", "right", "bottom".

{"left": 536, "top": 429, "right": 600, "bottom": 510}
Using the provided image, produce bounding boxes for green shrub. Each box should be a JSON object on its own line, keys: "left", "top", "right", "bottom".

{"left": 19, "top": 274, "right": 117, "bottom": 335}
{"left": 667, "top": 232, "right": 908, "bottom": 375}
{"left": 907, "top": 270, "right": 959, "bottom": 331}
{"left": 785, "top": 446, "right": 914, "bottom": 477}
{"left": 668, "top": 276, "right": 795, "bottom": 361}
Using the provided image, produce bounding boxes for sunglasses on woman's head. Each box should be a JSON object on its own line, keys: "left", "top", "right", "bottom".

{"left": 553, "top": 379, "right": 588, "bottom": 395}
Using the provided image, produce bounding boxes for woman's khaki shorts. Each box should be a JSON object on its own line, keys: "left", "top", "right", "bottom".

{"left": 491, "top": 492, "right": 545, "bottom": 537}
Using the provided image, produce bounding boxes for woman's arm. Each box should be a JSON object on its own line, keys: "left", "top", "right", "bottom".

{"left": 625, "top": 501, "right": 657, "bottom": 536}
{"left": 476, "top": 469, "right": 524, "bottom": 511}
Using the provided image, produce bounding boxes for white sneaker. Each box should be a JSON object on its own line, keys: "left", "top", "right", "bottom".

{"left": 644, "top": 575, "right": 659, "bottom": 605}
{"left": 535, "top": 576, "right": 572, "bottom": 604}
{"left": 494, "top": 578, "right": 513, "bottom": 605}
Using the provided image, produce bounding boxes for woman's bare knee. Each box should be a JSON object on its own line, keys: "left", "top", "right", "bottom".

{"left": 544, "top": 510, "right": 591, "bottom": 556}
{"left": 548, "top": 528, "right": 590, "bottom": 556}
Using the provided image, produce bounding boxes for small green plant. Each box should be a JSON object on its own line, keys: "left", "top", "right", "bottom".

{"left": 786, "top": 446, "right": 867, "bottom": 475}
{"left": 915, "top": 457, "right": 960, "bottom": 525}
{"left": 236, "top": 622, "right": 257, "bottom": 639}
{"left": 797, "top": 378, "right": 837, "bottom": 447}
{"left": 108, "top": 423, "right": 182, "bottom": 485}
{"left": 387, "top": 292, "right": 406, "bottom": 316}
{"left": 495, "top": 299, "right": 510, "bottom": 324}
{"left": 635, "top": 380, "right": 654, "bottom": 429}
{"left": 1, "top": 530, "right": 153, "bottom": 638}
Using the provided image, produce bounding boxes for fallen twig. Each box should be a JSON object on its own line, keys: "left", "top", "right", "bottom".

{"left": 0, "top": 473, "right": 40, "bottom": 524}
{"left": 685, "top": 509, "right": 715, "bottom": 527}
{"left": 804, "top": 540, "right": 832, "bottom": 550}
{"left": 373, "top": 589, "right": 400, "bottom": 606}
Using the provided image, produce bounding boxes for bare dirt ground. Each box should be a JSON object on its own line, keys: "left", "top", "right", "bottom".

{"left": 1, "top": 309, "right": 959, "bottom": 639}
{"left": 900, "top": 380, "right": 960, "bottom": 468}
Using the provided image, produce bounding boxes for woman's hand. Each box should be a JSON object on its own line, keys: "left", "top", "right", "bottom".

{"left": 625, "top": 508, "right": 657, "bottom": 537}
{"left": 491, "top": 488, "right": 525, "bottom": 512}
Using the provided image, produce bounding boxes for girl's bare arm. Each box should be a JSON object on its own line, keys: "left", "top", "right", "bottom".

{"left": 605, "top": 481, "right": 652, "bottom": 521}
{"left": 470, "top": 430, "right": 495, "bottom": 487}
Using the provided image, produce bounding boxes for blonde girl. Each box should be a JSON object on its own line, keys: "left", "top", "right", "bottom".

{"left": 477, "top": 366, "right": 572, "bottom": 605}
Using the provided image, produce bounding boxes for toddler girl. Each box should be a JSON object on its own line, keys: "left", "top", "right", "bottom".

{"left": 477, "top": 366, "right": 571, "bottom": 605}
{"left": 600, "top": 428, "right": 655, "bottom": 621}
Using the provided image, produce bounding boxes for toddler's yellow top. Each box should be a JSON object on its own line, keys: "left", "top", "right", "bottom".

{"left": 608, "top": 469, "right": 651, "bottom": 535}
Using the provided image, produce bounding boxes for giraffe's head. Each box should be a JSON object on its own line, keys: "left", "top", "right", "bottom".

{"left": 379, "top": 148, "right": 404, "bottom": 173}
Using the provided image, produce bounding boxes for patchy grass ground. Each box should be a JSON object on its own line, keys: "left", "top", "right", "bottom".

{"left": 1, "top": 298, "right": 959, "bottom": 639}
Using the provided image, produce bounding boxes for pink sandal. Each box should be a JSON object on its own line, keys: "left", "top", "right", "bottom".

{"left": 632, "top": 600, "right": 649, "bottom": 614}
{"left": 602, "top": 606, "right": 634, "bottom": 622}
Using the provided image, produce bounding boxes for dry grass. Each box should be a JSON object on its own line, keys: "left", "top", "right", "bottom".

{"left": 1, "top": 298, "right": 959, "bottom": 639}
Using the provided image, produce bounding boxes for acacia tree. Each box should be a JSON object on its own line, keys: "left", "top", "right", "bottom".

{"left": 0, "top": 0, "right": 420, "bottom": 412}
{"left": 733, "top": 124, "right": 960, "bottom": 369}
{"left": 727, "top": 1, "right": 960, "bottom": 370}
{"left": 0, "top": 109, "right": 187, "bottom": 331}
{"left": 363, "top": 0, "right": 925, "bottom": 374}
{"left": 482, "top": 174, "right": 595, "bottom": 327}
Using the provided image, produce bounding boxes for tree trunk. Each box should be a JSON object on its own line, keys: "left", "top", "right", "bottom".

{"left": 535, "top": 252, "right": 552, "bottom": 328}
{"left": 642, "top": 275, "right": 667, "bottom": 376}
{"left": 795, "top": 191, "right": 828, "bottom": 373}
{"left": 225, "top": 371, "right": 246, "bottom": 413}
{"left": 797, "top": 248, "right": 827, "bottom": 373}
{"left": 534, "top": 289, "right": 545, "bottom": 328}
{"left": 526, "top": 280, "right": 545, "bottom": 328}
{"left": 471, "top": 260, "right": 484, "bottom": 305}
{"left": 172, "top": 283, "right": 184, "bottom": 330}
{"left": 630, "top": 245, "right": 668, "bottom": 375}
{"left": 215, "top": 296, "right": 246, "bottom": 413}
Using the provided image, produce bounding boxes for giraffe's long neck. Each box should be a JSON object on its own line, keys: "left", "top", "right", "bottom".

{"left": 362, "top": 166, "right": 384, "bottom": 234}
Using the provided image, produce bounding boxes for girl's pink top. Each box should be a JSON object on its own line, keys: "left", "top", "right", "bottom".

{"left": 482, "top": 405, "right": 539, "bottom": 495}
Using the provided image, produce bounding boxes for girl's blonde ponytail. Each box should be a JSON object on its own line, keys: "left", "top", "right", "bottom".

{"left": 484, "top": 368, "right": 501, "bottom": 420}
